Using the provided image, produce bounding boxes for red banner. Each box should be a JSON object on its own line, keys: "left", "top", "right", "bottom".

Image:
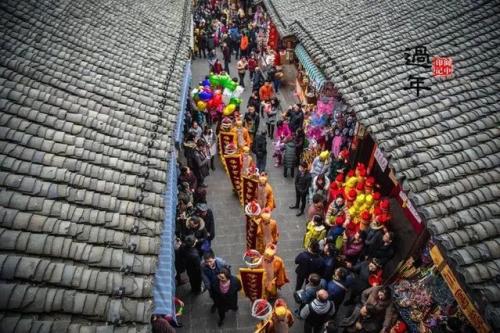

{"left": 218, "top": 132, "right": 236, "bottom": 157}
{"left": 242, "top": 176, "right": 259, "bottom": 205}
{"left": 223, "top": 154, "right": 243, "bottom": 201}
{"left": 246, "top": 215, "right": 258, "bottom": 250}
{"left": 239, "top": 268, "right": 264, "bottom": 302}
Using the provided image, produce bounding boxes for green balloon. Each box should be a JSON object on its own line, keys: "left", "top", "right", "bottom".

{"left": 209, "top": 74, "right": 220, "bottom": 86}
{"left": 230, "top": 97, "right": 241, "bottom": 105}
{"left": 226, "top": 80, "right": 237, "bottom": 91}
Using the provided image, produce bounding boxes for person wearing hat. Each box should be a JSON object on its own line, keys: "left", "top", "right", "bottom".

{"left": 211, "top": 267, "right": 242, "bottom": 327}
{"left": 290, "top": 161, "right": 312, "bottom": 216}
{"left": 303, "top": 215, "right": 327, "bottom": 250}
{"left": 310, "top": 151, "right": 330, "bottom": 183}
{"left": 231, "top": 117, "right": 252, "bottom": 151}
{"left": 256, "top": 209, "right": 279, "bottom": 255}
{"left": 241, "top": 145, "right": 255, "bottom": 176}
{"left": 299, "top": 289, "right": 335, "bottom": 333}
{"left": 196, "top": 203, "right": 215, "bottom": 242}
{"left": 266, "top": 298, "right": 294, "bottom": 333}
{"left": 261, "top": 243, "right": 289, "bottom": 299}
{"left": 256, "top": 173, "right": 276, "bottom": 211}
{"left": 294, "top": 240, "right": 325, "bottom": 291}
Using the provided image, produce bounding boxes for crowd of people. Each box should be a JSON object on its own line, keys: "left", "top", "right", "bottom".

{"left": 167, "top": 1, "right": 411, "bottom": 333}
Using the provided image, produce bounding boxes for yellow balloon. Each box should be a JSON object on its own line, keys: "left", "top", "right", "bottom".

{"left": 223, "top": 104, "right": 236, "bottom": 116}
{"left": 348, "top": 206, "right": 359, "bottom": 218}
{"left": 197, "top": 100, "right": 207, "bottom": 111}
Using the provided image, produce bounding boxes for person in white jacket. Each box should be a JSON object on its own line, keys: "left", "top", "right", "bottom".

{"left": 203, "top": 126, "right": 217, "bottom": 171}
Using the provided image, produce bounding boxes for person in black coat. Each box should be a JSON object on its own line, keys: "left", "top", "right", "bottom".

{"left": 247, "top": 90, "right": 261, "bottom": 115}
{"left": 294, "top": 240, "right": 325, "bottom": 291}
{"left": 290, "top": 162, "right": 313, "bottom": 215}
{"left": 196, "top": 203, "right": 215, "bottom": 241}
{"left": 192, "top": 140, "right": 210, "bottom": 186}
{"left": 180, "top": 235, "right": 203, "bottom": 293}
{"left": 371, "top": 231, "right": 395, "bottom": 266}
{"left": 344, "top": 258, "right": 382, "bottom": 305}
{"left": 252, "top": 131, "right": 267, "bottom": 172}
{"left": 211, "top": 267, "right": 242, "bottom": 327}
{"left": 363, "top": 225, "right": 385, "bottom": 259}
{"left": 283, "top": 137, "right": 297, "bottom": 178}
{"left": 286, "top": 104, "right": 305, "bottom": 134}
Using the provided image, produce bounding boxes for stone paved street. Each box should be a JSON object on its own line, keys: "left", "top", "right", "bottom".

{"left": 176, "top": 52, "right": 306, "bottom": 332}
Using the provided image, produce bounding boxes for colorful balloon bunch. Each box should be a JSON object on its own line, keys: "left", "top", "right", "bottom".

{"left": 191, "top": 73, "right": 244, "bottom": 116}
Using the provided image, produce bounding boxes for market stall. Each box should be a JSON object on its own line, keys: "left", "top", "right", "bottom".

{"left": 391, "top": 242, "right": 490, "bottom": 333}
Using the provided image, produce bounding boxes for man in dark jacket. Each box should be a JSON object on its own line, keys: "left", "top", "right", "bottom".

{"left": 286, "top": 104, "right": 305, "bottom": 133}
{"left": 290, "top": 161, "right": 312, "bottom": 216}
{"left": 371, "top": 231, "right": 395, "bottom": 266}
{"left": 222, "top": 42, "right": 231, "bottom": 74}
{"left": 252, "top": 67, "right": 265, "bottom": 94}
{"left": 196, "top": 203, "right": 215, "bottom": 241}
{"left": 180, "top": 235, "right": 202, "bottom": 293}
{"left": 252, "top": 131, "right": 267, "bottom": 172}
{"left": 243, "top": 105, "right": 260, "bottom": 140}
{"left": 294, "top": 240, "right": 325, "bottom": 290}
{"left": 192, "top": 140, "right": 210, "bottom": 186}
{"left": 300, "top": 289, "right": 335, "bottom": 333}
{"left": 363, "top": 224, "right": 385, "bottom": 259}
{"left": 247, "top": 91, "right": 261, "bottom": 116}
{"left": 201, "top": 250, "right": 230, "bottom": 312}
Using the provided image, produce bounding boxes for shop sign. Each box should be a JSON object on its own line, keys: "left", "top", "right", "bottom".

{"left": 431, "top": 245, "right": 492, "bottom": 333}
{"left": 374, "top": 147, "right": 388, "bottom": 172}
{"left": 399, "top": 191, "right": 422, "bottom": 224}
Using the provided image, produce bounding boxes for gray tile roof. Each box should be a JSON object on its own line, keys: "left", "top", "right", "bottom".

{"left": 263, "top": 0, "right": 500, "bottom": 328}
{"left": 0, "top": 0, "right": 190, "bottom": 330}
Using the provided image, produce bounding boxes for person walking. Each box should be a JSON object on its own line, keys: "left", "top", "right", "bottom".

{"left": 211, "top": 267, "right": 242, "bottom": 327}
{"left": 290, "top": 162, "right": 312, "bottom": 216}
{"left": 247, "top": 90, "right": 261, "bottom": 117}
{"left": 240, "top": 32, "right": 249, "bottom": 57}
{"left": 237, "top": 57, "right": 247, "bottom": 87}
{"left": 222, "top": 42, "right": 231, "bottom": 74}
{"left": 201, "top": 250, "right": 230, "bottom": 312}
{"left": 247, "top": 54, "right": 257, "bottom": 80}
{"left": 180, "top": 235, "right": 203, "bottom": 293}
{"left": 243, "top": 105, "right": 260, "bottom": 140}
{"left": 300, "top": 289, "right": 335, "bottom": 333}
{"left": 252, "top": 130, "right": 268, "bottom": 172}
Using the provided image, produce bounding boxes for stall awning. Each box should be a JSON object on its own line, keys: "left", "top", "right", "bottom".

{"left": 295, "top": 44, "right": 326, "bottom": 90}
{"left": 153, "top": 151, "right": 178, "bottom": 317}
{"left": 175, "top": 62, "right": 192, "bottom": 148}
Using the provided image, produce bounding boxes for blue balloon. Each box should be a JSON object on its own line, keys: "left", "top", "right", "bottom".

{"left": 201, "top": 79, "right": 210, "bottom": 87}
{"left": 198, "top": 90, "right": 213, "bottom": 101}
